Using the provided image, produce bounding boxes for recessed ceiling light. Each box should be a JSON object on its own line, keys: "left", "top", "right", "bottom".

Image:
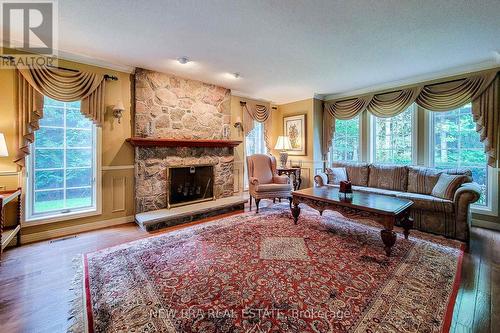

{"left": 177, "top": 56, "right": 190, "bottom": 64}
{"left": 222, "top": 72, "right": 242, "bottom": 80}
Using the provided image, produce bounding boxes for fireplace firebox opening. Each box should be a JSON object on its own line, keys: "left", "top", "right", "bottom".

{"left": 167, "top": 165, "right": 215, "bottom": 208}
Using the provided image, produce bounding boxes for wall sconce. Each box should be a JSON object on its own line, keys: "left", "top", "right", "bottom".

{"left": 112, "top": 101, "right": 125, "bottom": 123}
{"left": 233, "top": 116, "right": 243, "bottom": 132}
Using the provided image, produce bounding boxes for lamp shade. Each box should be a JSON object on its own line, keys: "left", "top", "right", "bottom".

{"left": 0, "top": 133, "right": 8, "bottom": 157}
{"left": 274, "top": 136, "right": 292, "bottom": 150}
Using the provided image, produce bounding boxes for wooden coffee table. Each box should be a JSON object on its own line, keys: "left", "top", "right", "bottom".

{"left": 291, "top": 186, "right": 414, "bottom": 256}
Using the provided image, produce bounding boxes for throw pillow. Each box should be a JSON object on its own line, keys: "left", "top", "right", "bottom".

{"left": 325, "top": 167, "right": 348, "bottom": 185}
{"left": 431, "top": 173, "right": 466, "bottom": 200}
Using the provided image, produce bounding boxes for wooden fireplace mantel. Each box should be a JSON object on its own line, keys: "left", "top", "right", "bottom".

{"left": 126, "top": 137, "right": 242, "bottom": 148}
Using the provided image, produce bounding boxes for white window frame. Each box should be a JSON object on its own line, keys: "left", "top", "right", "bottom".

{"left": 243, "top": 120, "right": 266, "bottom": 191}
{"left": 329, "top": 116, "right": 362, "bottom": 163}
{"left": 25, "top": 118, "right": 102, "bottom": 225}
{"left": 369, "top": 105, "right": 418, "bottom": 165}
{"left": 427, "top": 109, "right": 497, "bottom": 215}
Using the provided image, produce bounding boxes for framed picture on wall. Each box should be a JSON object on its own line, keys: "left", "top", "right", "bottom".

{"left": 283, "top": 114, "right": 306, "bottom": 156}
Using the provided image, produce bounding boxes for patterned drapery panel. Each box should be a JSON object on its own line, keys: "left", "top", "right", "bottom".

{"left": 15, "top": 65, "right": 106, "bottom": 168}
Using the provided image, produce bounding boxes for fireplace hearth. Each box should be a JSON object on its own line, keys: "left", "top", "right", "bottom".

{"left": 167, "top": 165, "right": 215, "bottom": 208}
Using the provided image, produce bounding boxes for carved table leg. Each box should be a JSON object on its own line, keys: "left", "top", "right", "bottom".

{"left": 291, "top": 201, "right": 301, "bottom": 225}
{"left": 292, "top": 174, "right": 298, "bottom": 191}
{"left": 401, "top": 215, "right": 414, "bottom": 240}
{"left": 380, "top": 230, "right": 397, "bottom": 256}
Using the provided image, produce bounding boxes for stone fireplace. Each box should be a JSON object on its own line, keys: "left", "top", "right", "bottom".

{"left": 133, "top": 68, "right": 238, "bottom": 215}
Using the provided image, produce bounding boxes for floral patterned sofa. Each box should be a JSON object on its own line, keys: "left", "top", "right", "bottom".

{"left": 314, "top": 162, "right": 482, "bottom": 243}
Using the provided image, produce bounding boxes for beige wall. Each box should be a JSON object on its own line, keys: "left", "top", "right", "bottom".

{"left": 0, "top": 58, "right": 135, "bottom": 241}
{"left": 270, "top": 98, "right": 324, "bottom": 188}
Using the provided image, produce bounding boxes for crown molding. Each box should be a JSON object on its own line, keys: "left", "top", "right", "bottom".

{"left": 56, "top": 49, "right": 135, "bottom": 74}
{"left": 232, "top": 91, "right": 274, "bottom": 105}
{"left": 323, "top": 58, "right": 500, "bottom": 101}
{"left": 1, "top": 38, "right": 135, "bottom": 74}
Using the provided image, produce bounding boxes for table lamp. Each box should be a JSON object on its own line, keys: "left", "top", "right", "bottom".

{"left": 0, "top": 133, "right": 8, "bottom": 158}
{"left": 274, "top": 136, "right": 292, "bottom": 168}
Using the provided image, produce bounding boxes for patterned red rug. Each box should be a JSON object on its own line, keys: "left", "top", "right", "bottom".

{"left": 69, "top": 204, "right": 463, "bottom": 333}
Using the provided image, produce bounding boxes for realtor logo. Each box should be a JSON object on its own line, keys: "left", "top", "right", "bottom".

{"left": 1, "top": 0, "right": 57, "bottom": 55}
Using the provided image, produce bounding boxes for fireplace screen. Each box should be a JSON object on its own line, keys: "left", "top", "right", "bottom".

{"left": 167, "top": 165, "right": 215, "bottom": 208}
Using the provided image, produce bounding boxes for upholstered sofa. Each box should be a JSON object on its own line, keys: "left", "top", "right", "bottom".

{"left": 314, "top": 162, "right": 482, "bottom": 242}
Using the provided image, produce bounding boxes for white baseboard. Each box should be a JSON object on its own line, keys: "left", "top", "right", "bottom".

{"left": 20, "top": 215, "right": 135, "bottom": 244}
{"left": 471, "top": 218, "right": 500, "bottom": 231}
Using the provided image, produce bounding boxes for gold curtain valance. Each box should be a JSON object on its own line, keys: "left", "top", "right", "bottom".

{"left": 322, "top": 70, "right": 500, "bottom": 165}
{"left": 325, "top": 71, "right": 497, "bottom": 118}
{"left": 325, "top": 94, "right": 373, "bottom": 120}
{"left": 369, "top": 87, "right": 421, "bottom": 118}
{"left": 416, "top": 73, "right": 497, "bottom": 111}
{"left": 15, "top": 65, "right": 107, "bottom": 168}
{"left": 241, "top": 101, "right": 273, "bottom": 153}
{"left": 17, "top": 65, "right": 106, "bottom": 124}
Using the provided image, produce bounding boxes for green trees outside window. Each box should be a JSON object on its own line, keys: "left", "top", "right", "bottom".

{"left": 374, "top": 106, "right": 414, "bottom": 164}
{"left": 30, "top": 97, "right": 96, "bottom": 216}
{"left": 330, "top": 116, "right": 360, "bottom": 162}
{"left": 432, "top": 103, "right": 488, "bottom": 205}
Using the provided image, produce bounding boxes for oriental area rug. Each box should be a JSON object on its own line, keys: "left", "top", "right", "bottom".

{"left": 69, "top": 204, "right": 463, "bottom": 333}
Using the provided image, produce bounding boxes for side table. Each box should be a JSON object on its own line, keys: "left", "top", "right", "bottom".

{"left": 277, "top": 167, "right": 302, "bottom": 191}
{"left": 1, "top": 188, "right": 22, "bottom": 262}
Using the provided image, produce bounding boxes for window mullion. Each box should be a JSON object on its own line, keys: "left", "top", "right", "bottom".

{"left": 457, "top": 112, "right": 462, "bottom": 168}
{"left": 63, "top": 102, "right": 67, "bottom": 210}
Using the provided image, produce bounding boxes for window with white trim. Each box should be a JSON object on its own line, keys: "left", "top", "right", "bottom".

{"left": 330, "top": 116, "right": 360, "bottom": 162}
{"left": 372, "top": 105, "right": 415, "bottom": 164}
{"left": 430, "top": 103, "right": 488, "bottom": 206}
{"left": 27, "top": 97, "right": 98, "bottom": 220}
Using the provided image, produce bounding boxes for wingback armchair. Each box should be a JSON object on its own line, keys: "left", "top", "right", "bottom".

{"left": 246, "top": 154, "right": 293, "bottom": 213}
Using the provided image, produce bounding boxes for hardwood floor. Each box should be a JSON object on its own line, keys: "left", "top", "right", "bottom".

{"left": 0, "top": 203, "right": 498, "bottom": 333}
{"left": 451, "top": 226, "right": 500, "bottom": 333}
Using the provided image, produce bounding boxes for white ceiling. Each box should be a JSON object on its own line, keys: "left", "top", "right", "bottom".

{"left": 11, "top": 0, "right": 500, "bottom": 103}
